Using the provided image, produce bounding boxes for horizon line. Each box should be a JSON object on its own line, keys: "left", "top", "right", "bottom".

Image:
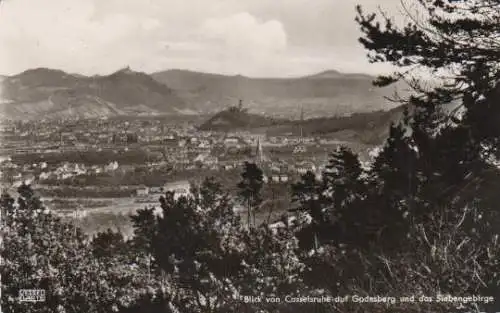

{"left": 3, "top": 66, "right": 379, "bottom": 80}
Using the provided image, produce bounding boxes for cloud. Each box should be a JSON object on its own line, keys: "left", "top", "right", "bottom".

{"left": 169, "top": 12, "right": 288, "bottom": 76}
{"left": 141, "top": 18, "right": 162, "bottom": 31}
{"left": 0, "top": 0, "right": 400, "bottom": 77}
{"left": 0, "top": 0, "right": 164, "bottom": 75}
{"left": 201, "top": 12, "right": 287, "bottom": 56}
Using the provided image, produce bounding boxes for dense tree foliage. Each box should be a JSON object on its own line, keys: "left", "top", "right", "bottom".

{"left": 2, "top": 180, "right": 308, "bottom": 313}
{"left": 129, "top": 177, "right": 308, "bottom": 313}
{"left": 4, "top": 1, "right": 500, "bottom": 312}
{"left": 1, "top": 185, "right": 155, "bottom": 313}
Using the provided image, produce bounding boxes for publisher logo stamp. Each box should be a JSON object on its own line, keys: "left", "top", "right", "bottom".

{"left": 18, "top": 289, "right": 46, "bottom": 302}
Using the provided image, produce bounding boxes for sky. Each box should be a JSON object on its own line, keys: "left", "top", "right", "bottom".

{"left": 0, "top": 0, "right": 405, "bottom": 77}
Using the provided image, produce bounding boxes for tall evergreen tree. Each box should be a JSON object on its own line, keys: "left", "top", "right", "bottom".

{"left": 291, "top": 171, "right": 324, "bottom": 222}
{"left": 356, "top": 0, "right": 500, "bottom": 157}
{"left": 322, "top": 146, "right": 367, "bottom": 246}
{"left": 356, "top": 0, "right": 500, "bottom": 234}
{"left": 323, "top": 146, "right": 364, "bottom": 214}
{"left": 130, "top": 207, "right": 157, "bottom": 254}
{"left": 291, "top": 171, "right": 325, "bottom": 251}
{"left": 237, "top": 162, "right": 264, "bottom": 228}
{"left": 351, "top": 1, "right": 500, "bottom": 310}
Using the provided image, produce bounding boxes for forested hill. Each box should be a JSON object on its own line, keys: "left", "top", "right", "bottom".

{"left": 152, "top": 68, "right": 406, "bottom": 117}
{"left": 198, "top": 106, "right": 287, "bottom": 131}
{"left": 199, "top": 105, "right": 405, "bottom": 144}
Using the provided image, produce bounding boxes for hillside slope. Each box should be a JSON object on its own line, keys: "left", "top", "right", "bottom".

{"left": 0, "top": 67, "right": 407, "bottom": 120}
{"left": 0, "top": 67, "right": 187, "bottom": 120}
{"left": 198, "top": 106, "right": 287, "bottom": 131}
{"left": 199, "top": 104, "right": 405, "bottom": 145}
{"left": 152, "top": 69, "right": 406, "bottom": 118}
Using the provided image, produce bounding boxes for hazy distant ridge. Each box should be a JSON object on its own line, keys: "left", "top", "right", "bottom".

{"left": 152, "top": 69, "right": 404, "bottom": 118}
{"left": 0, "top": 67, "right": 405, "bottom": 120}
{"left": 0, "top": 67, "right": 187, "bottom": 120}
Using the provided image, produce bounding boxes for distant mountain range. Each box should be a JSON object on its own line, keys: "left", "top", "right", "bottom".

{"left": 0, "top": 67, "right": 407, "bottom": 120}
{"left": 152, "top": 69, "right": 406, "bottom": 118}
{"left": 0, "top": 67, "right": 188, "bottom": 120}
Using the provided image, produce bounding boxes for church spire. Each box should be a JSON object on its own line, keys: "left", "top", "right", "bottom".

{"left": 300, "top": 105, "right": 304, "bottom": 140}
{"left": 255, "top": 137, "right": 264, "bottom": 164}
